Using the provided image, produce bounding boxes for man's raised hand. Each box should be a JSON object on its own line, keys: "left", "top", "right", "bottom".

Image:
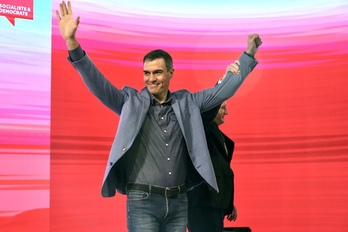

{"left": 245, "top": 33, "right": 262, "bottom": 57}
{"left": 55, "top": 1, "right": 80, "bottom": 50}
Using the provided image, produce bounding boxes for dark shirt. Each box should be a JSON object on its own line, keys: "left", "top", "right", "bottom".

{"left": 122, "top": 95, "right": 188, "bottom": 187}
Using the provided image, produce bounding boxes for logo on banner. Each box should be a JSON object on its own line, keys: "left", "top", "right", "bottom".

{"left": 0, "top": 0, "right": 33, "bottom": 26}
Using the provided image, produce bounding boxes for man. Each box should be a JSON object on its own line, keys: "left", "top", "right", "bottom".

{"left": 188, "top": 101, "right": 237, "bottom": 232}
{"left": 55, "top": 1, "right": 262, "bottom": 231}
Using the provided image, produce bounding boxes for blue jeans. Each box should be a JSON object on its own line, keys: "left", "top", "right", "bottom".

{"left": 126, "top": 190, "right": 188, "bottom": 232}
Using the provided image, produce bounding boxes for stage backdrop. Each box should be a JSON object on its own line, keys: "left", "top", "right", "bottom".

{"left": 1, "top": 0, "right": 348, "bottom": 231}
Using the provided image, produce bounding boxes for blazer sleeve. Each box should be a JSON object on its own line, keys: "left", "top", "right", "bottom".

{"left": 68, "top": 46, "right": 127, "bottom": 115}
{"left": 193, "top": 52, "right": 258, "bottom": 113}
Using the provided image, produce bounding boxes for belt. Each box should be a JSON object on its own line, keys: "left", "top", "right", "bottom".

{"left": 126, "top": 183, "right": 186, "bottom": 197}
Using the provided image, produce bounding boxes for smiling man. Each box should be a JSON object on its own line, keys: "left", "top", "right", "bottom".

{"left": 55, "top": 1, "right": 262, "bottom": 231}
{"left": 143, "top": 49, "right": 174, "bottom": 103}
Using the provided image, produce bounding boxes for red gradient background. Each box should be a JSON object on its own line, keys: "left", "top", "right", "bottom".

{"left": 49, "top": 41, "right": 348, "bottom": 231}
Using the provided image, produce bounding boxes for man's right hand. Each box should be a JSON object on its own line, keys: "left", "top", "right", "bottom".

{"left": 55, "top": 1, "right": 80, "bottom": 50}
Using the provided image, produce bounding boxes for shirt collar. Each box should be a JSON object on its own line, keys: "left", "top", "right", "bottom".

{"left": 150, "top": 91, "right": 172, "bottom": 105}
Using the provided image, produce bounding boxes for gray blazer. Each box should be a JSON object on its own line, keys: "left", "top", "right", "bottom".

{"left": 69, "top": 52, "right": 257, "bottom": 197}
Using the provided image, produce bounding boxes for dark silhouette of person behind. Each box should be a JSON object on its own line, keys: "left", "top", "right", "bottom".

{"left": 188, "top": 101, "right": 237, "bottom": 232}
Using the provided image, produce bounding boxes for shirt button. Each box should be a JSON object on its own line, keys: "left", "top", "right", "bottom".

{"left": 167, "top": 158, "right": 170, "bottom": 161}
{"left": 164, "top": 129, "right": 167, "bottom": 133}
{"left": 165, "top": 144, "right": 169, "bottom": 147}
{"left": 161, "top": 117, "right": 164, "bottom": 120}
{"left": 169, "top": 172, "right": 172, "bottom": 175}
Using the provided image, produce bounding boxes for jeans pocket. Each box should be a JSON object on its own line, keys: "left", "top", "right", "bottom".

{"left": 127, "top": 190, "right": 150, "bottom": 201}
{"left": 178, "top": 193, "right": 188, "bottom": 202}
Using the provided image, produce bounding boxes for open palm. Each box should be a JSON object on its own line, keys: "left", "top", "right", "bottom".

{"left": 55, "top": 1, "right": 80, "bottom": 41}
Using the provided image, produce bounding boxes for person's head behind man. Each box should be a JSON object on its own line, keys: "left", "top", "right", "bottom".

{"left": 143, "top": 49, "right": 174, "bottom": 103}
{"left": 214, "top": 101, "right": 228, "bottom": 126}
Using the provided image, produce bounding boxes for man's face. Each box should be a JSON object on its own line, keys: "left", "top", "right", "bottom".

{"left": 214, "top": 101, "right": 228, "bottom": 126}
{"left": 143, "top": 58, "right": 173, "bottom": 102}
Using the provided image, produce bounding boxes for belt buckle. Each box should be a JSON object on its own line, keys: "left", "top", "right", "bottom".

{"left": 165, "top": 187, "right": 171, "bottom": 197}
{"left": 165, "top": 187, "right": 180, "bottom": 197}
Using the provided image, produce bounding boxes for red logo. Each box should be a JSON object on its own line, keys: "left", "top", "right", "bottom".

{"left": 0, "top": 0, "right": 33, "bottom": 26}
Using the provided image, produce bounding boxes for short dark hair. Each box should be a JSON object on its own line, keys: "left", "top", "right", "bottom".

{"left": 143, "top": 49, "right": 173, "bottom": 71}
